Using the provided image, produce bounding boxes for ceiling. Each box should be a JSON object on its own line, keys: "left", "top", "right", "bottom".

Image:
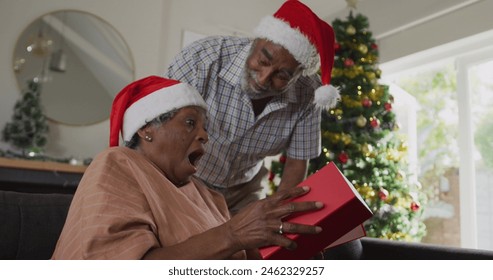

{"left": 303, "top": 0, "right": 483, "bottom": 40}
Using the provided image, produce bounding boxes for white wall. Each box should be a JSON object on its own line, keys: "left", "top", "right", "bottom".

{"left": 158, "top": 0, "right": 290, "bottom": 74}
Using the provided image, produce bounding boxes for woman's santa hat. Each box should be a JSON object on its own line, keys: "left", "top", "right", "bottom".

{"left": 109, "top": 75, "right": 207, "bottom": 147}
{"left": 253, "top": 0, "right": 340, "bottom": 109}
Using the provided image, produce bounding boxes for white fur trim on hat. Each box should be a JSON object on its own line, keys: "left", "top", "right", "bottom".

{"left": 314, "top": 85, "right": 340, "bottom": 110}
{"left": 122, "top": 83, "right": 207, "bottom": 142}
{"left": 253, "top": 16, "right": 319, "bottom": 76}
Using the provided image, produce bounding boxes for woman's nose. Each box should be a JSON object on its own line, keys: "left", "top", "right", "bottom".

{"left": 198, "top": 128, "right": 208, "bottom": 144}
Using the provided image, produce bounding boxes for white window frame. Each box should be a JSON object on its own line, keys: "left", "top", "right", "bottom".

{"left": 381, "top": 29, "right": 493, "bottom": 249}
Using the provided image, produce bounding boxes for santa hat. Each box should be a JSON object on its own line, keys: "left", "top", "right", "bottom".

{"left": 253, "top": 0, "right": 340, "bottom": 109}
{"left": 109, "top": 75, "right": 207, "bottom": 147}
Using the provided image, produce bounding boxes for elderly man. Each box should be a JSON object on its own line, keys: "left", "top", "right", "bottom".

{"left": 164, "top": 0, "right": 339, "bottom": 214}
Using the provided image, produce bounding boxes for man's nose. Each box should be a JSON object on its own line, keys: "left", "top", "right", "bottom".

{"left": 256, "top": 67, "right": 274, "bottom": 88}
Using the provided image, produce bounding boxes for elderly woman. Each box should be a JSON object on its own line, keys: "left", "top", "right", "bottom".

{"left": 51, "top": 76, "right": 323, "bottom": 260}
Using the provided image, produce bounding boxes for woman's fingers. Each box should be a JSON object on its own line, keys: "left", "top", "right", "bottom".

{"left": 279, "top": 221, "right": 322, "bottom": 235}
{"left": 268, "top": 222, "right": 322, "bottom": 251}
{"left": 265, "top": 186, "right": 323, "bottom": 217}
{"left": 227, "top": 186, "right": 324, "bottom": 251}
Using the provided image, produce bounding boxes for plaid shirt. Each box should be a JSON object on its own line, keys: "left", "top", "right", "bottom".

{"left": 165, "top": 36, "right": 321, "bottom": 188}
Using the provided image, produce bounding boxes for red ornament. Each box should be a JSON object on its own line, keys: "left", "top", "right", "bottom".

{"left": 334, "top": 42, "right": 341, "bottom": 52}
{"left": 411, "top": 201, "right": 421, "bottom": 212}
{"left": 338, "top": 152, "right": 349, "bottom": 164}
{"left": 384, "top": 102, "right": 392, "bottom": 111}
{"left": 362, "top": 98, "right": 372, "bottom": 108}
{"left": 370, "top": 118, "right": 380, "bottom": 128}
{"left": 371, "top": 43, "right": 378, "bottom": 50}
{"left": 344, "top": 58, "right": 354, "bottom": 67}
{"left": 378, "top": 188, "right": 389, "bottom": 200}
{"left": 279, "top": 155, "right": 287, "bottom": 163}
{"left": 268, "top": 171, "right": 275, "bottom": 181}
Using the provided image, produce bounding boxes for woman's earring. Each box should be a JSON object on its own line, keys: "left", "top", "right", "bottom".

{"left": 144, "top": 135, "right": 152, "bottom": 142}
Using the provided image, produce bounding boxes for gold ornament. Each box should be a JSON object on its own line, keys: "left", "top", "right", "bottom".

{"left": 356, "top": 115, "right": 367, "bottom": 127}
{"left": 332, "top": 68, "right": 343, "bottom": 77}
{"left": 345, "top": 69, "right": 357, "bottom": 78}
{"left": 358, "top": 44, "right": 368, "bottom": 54}
{"left": 342, "top": 95, "right": 361, "bottom": 108}
{"left": 346, "top": 25, "right": 356, "bottom": 35}
{"left": 362, "top": 144, "right": 373, "bottom": 156}
{"left": 357, "top": 184, "right": 374, "bottom": 198}
{"left": 322, "top": 131, "right": 333, "bottom": 140}
{"left": 385, "top": 232, "right": 407, "bottom": 241}
{"left": 375, "top": 69, "right": 382, "bottom": 78}
{"left": 367, "top": 53, "right": 377, "bottom": 63}
{"left": 341, "top": 133, "right": 352, "bottom": 145}
{"left": 386, "top": 149, "right": 399, "bottom": 161}
{"left": 333, "top": 133, "right": 342, "bottom": 142}
{"left": 398, "top": 141, "right": 409, "bottom": 152}
{"left": 355, "top": 66, "right": 364, "bottom": 75}
{"left": 366, "top": 71, "right": 376, "bottom": 81}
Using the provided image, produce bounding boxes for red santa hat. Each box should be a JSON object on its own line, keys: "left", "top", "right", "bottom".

{"left": 109, "top": 75, "right": 207, "bottom": 147}
{"left": 253, "top": 0, "right": 340, "bottom": 109}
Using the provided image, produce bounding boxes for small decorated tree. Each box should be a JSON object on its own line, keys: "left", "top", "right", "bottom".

{"left": 2, "top": 79, "right": 49, "bottom": 155}
{"left": 269, "top": 11, "right": 426, "bottom": 242}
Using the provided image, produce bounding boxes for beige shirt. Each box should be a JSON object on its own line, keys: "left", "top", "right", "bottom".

{"left": 52, "top": 147, "right": 245, "bottom": 259}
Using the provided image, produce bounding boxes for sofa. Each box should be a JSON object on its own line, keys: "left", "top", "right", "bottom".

{"left": 0, "top": 190, "right": 72, "bottom": 259}
{"left": 1, "top": 189, "right": 493, "bottom": 260}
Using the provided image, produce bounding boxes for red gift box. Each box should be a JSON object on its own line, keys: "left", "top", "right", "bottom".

{"left": 260, "top": 162, "right": 373, "bottom": 259}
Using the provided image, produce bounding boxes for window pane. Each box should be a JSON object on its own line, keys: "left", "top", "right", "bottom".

{"left": 471, "top": 59, "right": 493, "bottom": 250}
{"left": 389, "top": 62, "right": 462, "bottom": 247}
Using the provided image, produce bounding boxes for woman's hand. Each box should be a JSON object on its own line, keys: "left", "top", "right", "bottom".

{"left": 225, "top": 186, "right": 323, "bottom": 252}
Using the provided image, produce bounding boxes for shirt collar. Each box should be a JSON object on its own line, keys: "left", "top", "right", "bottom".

{"left": 218, "top": 42, "right": 251, "bottom": 87}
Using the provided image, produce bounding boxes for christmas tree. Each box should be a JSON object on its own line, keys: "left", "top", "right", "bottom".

{"left": 269, "top": 11, "right": 426, "bottom": 241}
{"left": 2, "top": 79, "right": 49, "bottom": 155}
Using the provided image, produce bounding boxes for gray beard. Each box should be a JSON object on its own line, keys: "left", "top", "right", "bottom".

{"left": 241, "top": 69, "right": 287, "bottom": 100}
{"left": 245, "top": 89, "right": 280, "bottom": 100}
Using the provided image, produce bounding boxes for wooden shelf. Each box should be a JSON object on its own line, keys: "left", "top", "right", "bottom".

{"left": 0, "top": 157, "right": 86, "bottom": 194}
{"left": 0, "top": 157, "right": 86, "bottom": 174}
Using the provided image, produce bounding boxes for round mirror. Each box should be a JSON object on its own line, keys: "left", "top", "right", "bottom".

{"left": 13, "top": 10, "right": 134, "bottom": 125}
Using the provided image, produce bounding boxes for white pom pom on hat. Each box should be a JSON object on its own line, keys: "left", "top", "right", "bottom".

{"left": 109, "top": 76, "right": 207, "bottom": 147}
{"left": 253, "top": 0, "right": 340, "bottom": 109}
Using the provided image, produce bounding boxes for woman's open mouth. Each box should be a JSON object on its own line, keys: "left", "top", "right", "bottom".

{"left": 188, "top": 149, "right": 204, "bottom": 168}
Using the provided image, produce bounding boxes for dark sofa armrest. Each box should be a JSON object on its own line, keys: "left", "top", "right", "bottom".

{"left": 324, "top": 237, "right": 493, "bottom": 260}
{"left": 360, "top": 237, "right": 493, "bottom": 260}
{"left": 0, "top": 190, "right": 73, "bottom": 260}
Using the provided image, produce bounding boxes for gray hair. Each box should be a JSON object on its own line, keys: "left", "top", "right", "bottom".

{"left": 125, "top": 108, "right": 179, "bottom": 149}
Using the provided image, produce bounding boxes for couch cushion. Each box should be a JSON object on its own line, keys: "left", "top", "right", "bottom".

{"left": 0, "top": 190, "right": 72, "bottom": 260}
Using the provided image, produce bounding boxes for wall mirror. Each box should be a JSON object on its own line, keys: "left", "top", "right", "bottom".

{"left": 13, "top": 10, "right": 134, "bottom": 125}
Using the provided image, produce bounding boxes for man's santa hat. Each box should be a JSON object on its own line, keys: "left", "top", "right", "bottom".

{"left": 253, "top": 0, "right": 340, "bottom": 109}
{"left": 109, "top": 75, "right": 207, "bottom": 147}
